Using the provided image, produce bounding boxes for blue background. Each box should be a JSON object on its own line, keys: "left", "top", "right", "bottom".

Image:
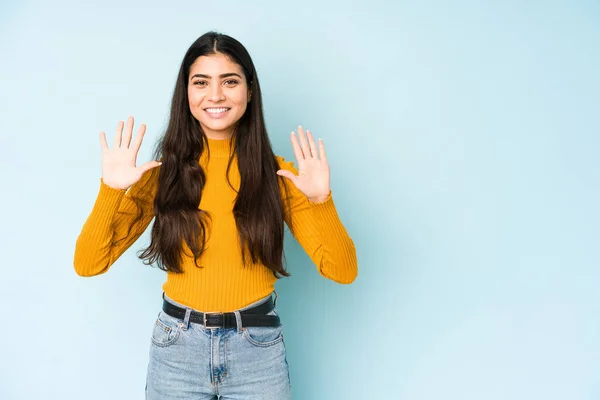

{"left": 0, "top": 0, "right": 599, "bottom": 399}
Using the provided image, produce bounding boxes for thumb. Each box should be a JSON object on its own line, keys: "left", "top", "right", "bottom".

{"left": 276, "top": 169, "right": 297, "bottom": 184}
{"left": 139, "top": 160, "right": 163, "bottom": 174}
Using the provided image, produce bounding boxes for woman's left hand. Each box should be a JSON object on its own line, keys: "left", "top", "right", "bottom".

{"left": 277, "top": 126, "right": 331, "bottom": 203}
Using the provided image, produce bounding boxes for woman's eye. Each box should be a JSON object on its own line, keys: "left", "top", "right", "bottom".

{"left": 193, "top": 81, "right": 207, "bottom": 86}
{"left": 224, "top": 79, "right": 239, "bottom": 86}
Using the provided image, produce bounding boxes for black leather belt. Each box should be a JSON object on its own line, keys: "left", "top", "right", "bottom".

{"left": 162, "top": 295, "right": 280, "bottom": 328}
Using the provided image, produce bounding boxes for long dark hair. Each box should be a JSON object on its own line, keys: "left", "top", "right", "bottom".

{"left": 121, "top": 32, "right": 290, "bottom": 277}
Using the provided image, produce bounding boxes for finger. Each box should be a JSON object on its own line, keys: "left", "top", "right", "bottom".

{"left": 122, "top": 116, "right": 135, "bottom": 148}
{"left": 290, "top": 132, "right": 304, "bottom": 162}
{"left": 131, "top": 123, "right": 147, "bottom": 154}
{"left": 297, "top": 125, "right": 312, "bottom": 158}
{"left": 276, "top": 169, "right": 298, "bottom": 184}
{"left": 318, "top": 138, "right": 328, "bottom": 164}
{"left": 100, "top": 131, "right": 109, "bottom": 151}
{"left": 122, "top": 116, "right": 134, "bottom": 148}
{"left": 113, "top": 120, "right": 124, "bottom": 148}
{"left": 138, "top": 160, "right": 162, "bottom": 174}
{"left": 306, "top": 130, "right": 318, "bottom": 159}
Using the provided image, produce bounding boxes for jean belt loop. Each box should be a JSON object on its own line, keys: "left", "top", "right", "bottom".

{"left": 233, "top": 310, "right": 243, "bottom": 334}
{"left": 182, "top": 308, "right": 192, "bottom": 330}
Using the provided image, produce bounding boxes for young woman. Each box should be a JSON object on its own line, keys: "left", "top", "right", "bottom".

{"left": 74, "top": 31, "right": 357, "bottom": 399}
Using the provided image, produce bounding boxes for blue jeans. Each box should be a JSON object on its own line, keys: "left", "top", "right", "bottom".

{"left": 145, "top": 292, "right": 292, "bottom": 399}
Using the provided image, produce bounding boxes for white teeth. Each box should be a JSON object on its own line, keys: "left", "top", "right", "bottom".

{"left": 206, "top": 108, "right": 229, "bottom": 114}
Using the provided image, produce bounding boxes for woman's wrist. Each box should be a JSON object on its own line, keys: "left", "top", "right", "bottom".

{"left": 308, "top": 193, "right": 330, "bottom": 204}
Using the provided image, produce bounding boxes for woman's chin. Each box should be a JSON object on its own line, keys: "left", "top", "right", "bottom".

{"left": 199, "top": 123, "right": 235, "bottom": 138}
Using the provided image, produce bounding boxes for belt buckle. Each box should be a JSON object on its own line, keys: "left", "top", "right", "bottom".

{"left": 203, "top": 312, "right": 224, "bottom": 328}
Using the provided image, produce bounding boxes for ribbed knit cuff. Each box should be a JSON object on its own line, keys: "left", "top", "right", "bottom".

{"left": 96, "top": 178, "right": 127, "bottom": 213}
{"left": 308, "top": 191, "right": 335, "bottom": 213}
{"left": 308, "top": 191, "right": 344, "bottom": 232}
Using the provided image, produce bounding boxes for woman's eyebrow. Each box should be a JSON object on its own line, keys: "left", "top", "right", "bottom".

{"left": 190, "top": 73, "right": 242, "bottom": 80}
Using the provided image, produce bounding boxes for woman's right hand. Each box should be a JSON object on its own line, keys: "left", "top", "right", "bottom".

{"left": 100, "top": 116, "right": 162, "bottom": 190}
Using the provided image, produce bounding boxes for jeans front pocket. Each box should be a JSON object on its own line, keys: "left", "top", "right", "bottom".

{"left": 241, "top": 309, "right": 284, "bottom": 348}
{"left": 150, "top": 311, "right": 183, "bottom": 347}
{"left": 242, "top": 325, "right": 284, "bottom": 347}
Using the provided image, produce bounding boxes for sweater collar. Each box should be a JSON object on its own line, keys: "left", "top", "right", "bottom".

{"left": 205, "top": 137, "right": 234, "bottom": 159}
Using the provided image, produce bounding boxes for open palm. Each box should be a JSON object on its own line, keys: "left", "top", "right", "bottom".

{"left": 100, "top": 116, "right": 161, "bottom": 190}
{"left": 277, "top": 126, "right": 330, "bottom": 202}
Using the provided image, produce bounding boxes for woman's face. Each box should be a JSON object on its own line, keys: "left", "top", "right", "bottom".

{"left": 187, "top": 53, "right": 250, "bottom": 140}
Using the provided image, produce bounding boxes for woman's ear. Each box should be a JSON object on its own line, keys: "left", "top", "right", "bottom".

{"left": 248, "top": 89, "right": 252, "bottom": 103}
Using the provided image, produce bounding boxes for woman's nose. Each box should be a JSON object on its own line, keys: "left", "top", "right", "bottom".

{"left": 209, "top": 85, "right": 225, "bottom": 101}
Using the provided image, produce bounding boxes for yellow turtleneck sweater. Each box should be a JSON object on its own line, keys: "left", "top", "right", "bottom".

{"left": 74, "top": 137, "right": 357, "bottom": 312}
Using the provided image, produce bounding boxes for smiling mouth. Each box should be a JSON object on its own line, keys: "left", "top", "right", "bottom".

{"left": 204, "top": 107, "right": 231, "bottom": 115}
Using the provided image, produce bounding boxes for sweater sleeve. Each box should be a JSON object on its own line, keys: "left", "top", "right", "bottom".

{"left": 276, "top": 156, "right": 358, "bottom": 284}
{"left": 73, "top": 168, "right": 159, "bottom": 277}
